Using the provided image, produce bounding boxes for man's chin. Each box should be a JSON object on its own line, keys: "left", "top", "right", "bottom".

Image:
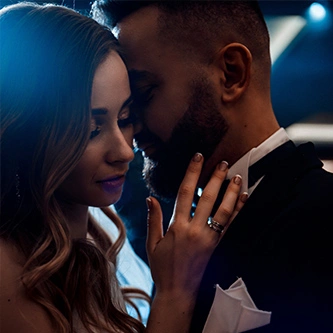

{"left": 143, "top": 157, "right": 186, "bottom": 201}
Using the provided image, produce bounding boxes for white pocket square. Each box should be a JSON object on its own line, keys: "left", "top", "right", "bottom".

{"left": 203, "top": 278, "right": 271, "bottom": 333}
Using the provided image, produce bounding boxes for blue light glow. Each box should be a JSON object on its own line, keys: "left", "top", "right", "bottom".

{"left": 309, "top": 2, "right": 327, "bottom": 21}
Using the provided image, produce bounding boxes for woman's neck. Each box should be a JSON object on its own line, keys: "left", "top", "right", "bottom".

{"left": 61, "top": 202, "right": 89, "bottom": 239}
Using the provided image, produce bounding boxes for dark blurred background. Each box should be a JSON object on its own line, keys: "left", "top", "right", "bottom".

{"left": 1, "top": 0, "right": 332, "bottom": 263}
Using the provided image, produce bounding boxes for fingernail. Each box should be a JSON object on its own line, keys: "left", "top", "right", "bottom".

{"left": 240, "top": 192, "right": 248, "bottom": 203}
{"left": 219, "top": 161, "right": 228, "bottom": 171}
{"left": 146, "top": 197, "right": 152, "bottom": 210}
{"left": 192, "top": 152, "right": 203, "bottom": 162}
{"left": 234, "top": 174, "right": 242, "bottom": 185}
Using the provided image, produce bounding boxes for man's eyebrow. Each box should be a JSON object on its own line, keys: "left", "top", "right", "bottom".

{"left": 128, "top": 69, "right": 158, "bottom": 83}
{"left": 121, "top": 95, "right": 133, "bottom": 110}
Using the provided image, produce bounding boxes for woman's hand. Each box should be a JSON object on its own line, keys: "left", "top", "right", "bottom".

{"left": 144, "top": 153, "right": 247, "bottom": 332}
{"left": 146, "top": 152, "right": 247, "bottom": 295}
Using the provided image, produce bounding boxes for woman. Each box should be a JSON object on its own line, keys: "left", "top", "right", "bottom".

{"left": 0, "top": 3, "right": 246, "bottom": 332}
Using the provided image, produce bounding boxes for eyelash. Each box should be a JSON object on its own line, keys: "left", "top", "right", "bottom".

{"left": 90, "top": 124, "right": 101, "bottom": 139}
{"left": 117, "top": 110, "right": 138, "bottom": 128}
{"left": 133, "top": 85, "right": 156, "bottom": 107}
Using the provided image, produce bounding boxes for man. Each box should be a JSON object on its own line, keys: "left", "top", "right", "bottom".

{"left": 92, "top": 1, "right": 333, "bottom": 332}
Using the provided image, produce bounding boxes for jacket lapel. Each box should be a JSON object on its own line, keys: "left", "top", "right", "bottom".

{"left": 190, "top": 142, "right": 323, "bottom": 332}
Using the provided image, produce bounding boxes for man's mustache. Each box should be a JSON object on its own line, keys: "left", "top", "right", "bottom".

{"left": 134, "top": 126, "right": 164, "bottom": 151}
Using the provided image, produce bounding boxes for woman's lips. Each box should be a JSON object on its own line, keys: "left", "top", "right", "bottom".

{"left": 97, "top": 175, "right": 125, "bottom": 193}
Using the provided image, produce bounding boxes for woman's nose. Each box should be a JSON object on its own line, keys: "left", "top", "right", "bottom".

{"left": 106, "top": 126, "right": 134, "bottom": 164}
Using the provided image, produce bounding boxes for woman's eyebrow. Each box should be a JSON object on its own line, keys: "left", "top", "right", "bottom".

{"left": 91, "top": 96, "right": 133, "bottom": 115}
{"left": 91, "top": 108, "right": 107, "bottom": 116}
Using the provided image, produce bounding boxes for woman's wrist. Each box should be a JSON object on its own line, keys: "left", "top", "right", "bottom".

{"left": 146, "top": 291, "right": 197, "bottom": 333}
{"left": 153, "top": 288, "right": 197, "bottom": 304}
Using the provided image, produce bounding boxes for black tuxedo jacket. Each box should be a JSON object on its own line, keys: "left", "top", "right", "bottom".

{"left": 190, "top": 142, "right": 333, "bottom": 333}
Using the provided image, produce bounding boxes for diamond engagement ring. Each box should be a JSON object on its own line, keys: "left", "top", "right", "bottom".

{"left": 207, "top": 217, "right": 225, "bottom": 234}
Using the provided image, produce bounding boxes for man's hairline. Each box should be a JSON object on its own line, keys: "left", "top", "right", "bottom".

{"left": 112, "top": 2, "right": 269, "bottom": 73}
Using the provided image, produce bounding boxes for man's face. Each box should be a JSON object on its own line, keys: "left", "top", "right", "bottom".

{"left": 115, "top": 6, "right": 228, "bottom": 199}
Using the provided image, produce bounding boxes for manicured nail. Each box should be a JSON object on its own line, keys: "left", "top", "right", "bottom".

{"left": 146, "top": 197, "right": 152, "bottom": 210}
{"left": 234, "top": 174, "right": 242, "bottom": 185}
{"left": 219, "top": 161, "right": 228, "bottom": 171}
{"left": 240, "top": 192, "right": 249, "bottom": 203}
{"left": 192, "top": 152, "right": 203, "bottom": 162}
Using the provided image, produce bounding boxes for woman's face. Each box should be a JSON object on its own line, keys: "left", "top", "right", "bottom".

{"left": 59, "top": 51, "right": 135, "bottom": 208}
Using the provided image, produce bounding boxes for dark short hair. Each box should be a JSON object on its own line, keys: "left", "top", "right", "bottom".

{"left": 92, "top": 0, "right": 270, "bottom": 65}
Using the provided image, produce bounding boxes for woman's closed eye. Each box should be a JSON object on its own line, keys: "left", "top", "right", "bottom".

{"left": 90, "top": 108, "right": 106, "bottom": 140}
{"left": 90, "top": 120, "right": 102, "bottom": 139}
{"left": 89, "top": 100, "right": 137, "bottom": 138}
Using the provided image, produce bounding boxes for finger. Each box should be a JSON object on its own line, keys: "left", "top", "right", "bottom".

{"left": 146, "top": 196, "right": 163, "bottom": 254}
{"left": 193, "top": 161, "right": 229, "bottom": 224}
{"left": 213, "top": 175, "right": 242, "bottom": 226}
{"left": 229, "top": 192, "right": 248, "bottom": 224}
{"left": 173, "top": 152, "right": 204, "bottom": 219}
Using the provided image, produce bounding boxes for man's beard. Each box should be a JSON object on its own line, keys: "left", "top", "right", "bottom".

{"left": 140, "top": 77, "right": 229, "bottom": 200}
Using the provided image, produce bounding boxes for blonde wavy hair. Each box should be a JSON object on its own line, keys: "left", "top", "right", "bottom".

{"left": 0, "top": 2, "right": 149, "bottom": 332}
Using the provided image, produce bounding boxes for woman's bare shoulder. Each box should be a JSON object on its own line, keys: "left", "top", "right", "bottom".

{"left": 0, "top": 239, "right": 54, "bottom": 332}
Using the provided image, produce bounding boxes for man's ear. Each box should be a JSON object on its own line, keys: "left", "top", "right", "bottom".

{"left": 215, "top": 43, "right": 252, "bottom": 103}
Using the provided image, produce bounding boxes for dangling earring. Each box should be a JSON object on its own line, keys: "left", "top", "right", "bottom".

{"left": 15, "top": 171, "right": 21, "bottom": 201}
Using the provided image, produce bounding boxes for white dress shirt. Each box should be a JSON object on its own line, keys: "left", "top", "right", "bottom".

{"left": 227, "top": 128, "right": 290, "bottom": 196}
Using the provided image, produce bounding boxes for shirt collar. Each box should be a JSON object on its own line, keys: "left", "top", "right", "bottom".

{"left": 227, "top": 128, "right": 290, "bottom": 196}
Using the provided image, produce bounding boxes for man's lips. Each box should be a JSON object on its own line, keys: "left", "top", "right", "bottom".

{"left": 134, "top": 129, "right": 161, "bottom": 157}
{"left": 139, "top": 143, "right": 156, "bottom": 157}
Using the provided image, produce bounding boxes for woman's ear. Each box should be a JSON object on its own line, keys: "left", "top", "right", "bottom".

{"left": 215, "top": 43, "right": 252, "bottom": 103}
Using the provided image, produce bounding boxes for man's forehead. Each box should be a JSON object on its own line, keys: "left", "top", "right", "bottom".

{"left": 113, "top": 5, "right": 159, "bottom": 42}
{"left": 112, "top": 5, "right": 173, "bottom": 72}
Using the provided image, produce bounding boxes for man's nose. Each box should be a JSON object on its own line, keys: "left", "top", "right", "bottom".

{"left": 133, "top": 119, "right": 143, "bottom": 135}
